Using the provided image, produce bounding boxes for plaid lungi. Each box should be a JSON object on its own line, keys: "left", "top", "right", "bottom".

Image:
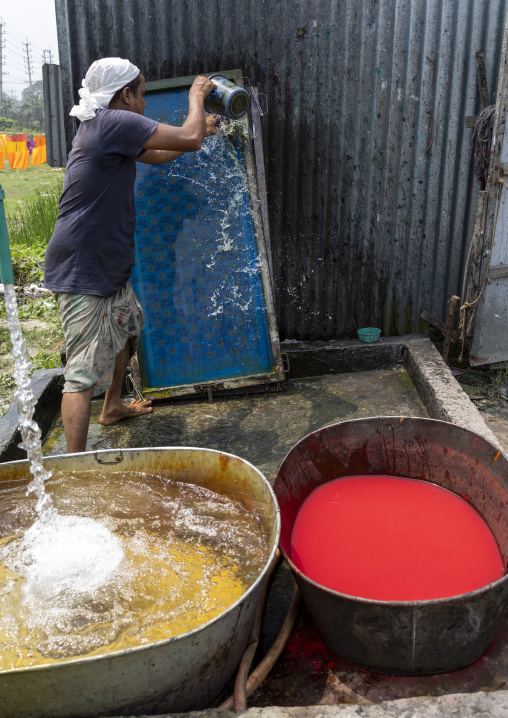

{"left": 57, "top": 281, "right": 144, "bottom": 396}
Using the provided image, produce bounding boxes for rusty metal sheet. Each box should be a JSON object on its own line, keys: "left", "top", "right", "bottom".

{"left": 54, "top": 0, "right": 508, "bottom": 340}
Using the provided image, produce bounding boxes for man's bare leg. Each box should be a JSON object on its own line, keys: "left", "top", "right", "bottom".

{"left": 61, "top": 387, "right": 94, "bottom": 453}
{"left": 99, "top": 340, "right": 152, "bottom": 426}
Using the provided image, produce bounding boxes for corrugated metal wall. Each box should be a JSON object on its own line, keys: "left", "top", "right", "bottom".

{"left": 55, "top": 0, "right": 508, "bottom": 340}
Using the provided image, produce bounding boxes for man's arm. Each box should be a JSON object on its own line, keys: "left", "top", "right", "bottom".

{"left": 142, "top": 76, "right": 214, "bottom": 154}
{"left": 137, "top": 149, "right": 185, "bottom": 165}
{"left": 138, "top": 115, "right": 217, "bottom": 165}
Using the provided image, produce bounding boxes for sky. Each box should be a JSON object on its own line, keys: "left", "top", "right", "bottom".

{"left": 1, "top": 0, "right": 59, "bottom": 100}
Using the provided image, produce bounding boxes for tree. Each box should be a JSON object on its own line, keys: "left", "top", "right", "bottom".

{"left": 0, "top": 117, "right": 15, "bottom": 132}
{"left": 21, "top": 80, "right": 43, "bottom": 102}
{"left": 0, "top": 96, "right": 17, "bottom": 121}
{"left": 19, "top": 90, "right": 44, "bottom": 131}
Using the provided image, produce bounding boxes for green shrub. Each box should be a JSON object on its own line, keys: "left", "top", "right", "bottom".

{"left": 0, "top": 117, "right": 15, "bottom": 132}
{"left": 9, "top": 241, "right": 47, "bottom": 285}
{"left": 30, "top": 349, "right": 62, "bottom": 371}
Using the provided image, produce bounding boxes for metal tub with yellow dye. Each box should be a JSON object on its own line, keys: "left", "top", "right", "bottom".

{"left": 0, "top": 447, "right": 280, "bottom": 718}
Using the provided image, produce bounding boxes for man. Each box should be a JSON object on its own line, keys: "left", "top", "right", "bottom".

{"left": 44, "top": 58, "right": 216, "bottom": 453}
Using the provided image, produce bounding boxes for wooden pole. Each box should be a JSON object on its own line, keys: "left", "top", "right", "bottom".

{"left": 476, "top": 49, "right": 490, "bottom": 110}
{"left": 442, "top": 295, "right": 460, "bottom": 364}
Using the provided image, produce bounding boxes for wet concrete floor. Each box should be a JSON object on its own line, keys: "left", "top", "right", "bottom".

{"left": 42, "top": 368, "right": 427, "bottom": 482}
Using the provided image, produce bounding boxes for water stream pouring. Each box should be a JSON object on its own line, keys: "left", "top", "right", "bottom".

{"left": 0, "top": 182, "right": 55, "bottom": 522}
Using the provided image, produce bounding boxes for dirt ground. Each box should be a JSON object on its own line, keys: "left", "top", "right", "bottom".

{"left": 425, "top": 325, "right": 508, "bottom": 455}
{"left": 483, "top": 413, "right": 508, "bottom": 454}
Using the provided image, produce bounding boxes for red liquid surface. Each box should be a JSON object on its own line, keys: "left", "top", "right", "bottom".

{"left": 290, "top": 475, "right": 505, "bottom": 601}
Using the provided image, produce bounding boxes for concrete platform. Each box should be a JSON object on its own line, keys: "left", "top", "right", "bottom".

{"left": 42, "top": 365, "right": 428, "bottom": 480}
{"left": 172, "top": 691, "right": 508, "bottom": 717}
{"left": 41, "top": 336, "right": 500, "bottom": 476}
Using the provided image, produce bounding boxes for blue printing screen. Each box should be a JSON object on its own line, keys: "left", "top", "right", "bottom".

{"left": 132, "top": 88, "right": 274, "bottom": 389}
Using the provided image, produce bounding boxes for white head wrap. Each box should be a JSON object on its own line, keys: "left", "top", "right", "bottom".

{"left": 69, "top": 58, "right": 140, "bottom": 122}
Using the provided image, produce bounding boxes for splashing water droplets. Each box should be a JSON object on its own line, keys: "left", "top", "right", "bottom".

{"left": 21, "top": 514, "right": 124, "bottom": 601}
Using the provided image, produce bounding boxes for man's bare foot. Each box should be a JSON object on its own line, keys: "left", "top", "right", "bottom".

{"left": 99, "top": 398, "right": 153, "bottom": 426}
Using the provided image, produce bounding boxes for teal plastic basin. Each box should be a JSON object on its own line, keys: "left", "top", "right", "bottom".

{"left": 357, "top": 327, "right": 381, "bottom": 343}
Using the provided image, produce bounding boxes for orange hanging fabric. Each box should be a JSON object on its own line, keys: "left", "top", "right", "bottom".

{"left": 12, "top": 152, "right": 23, "bottom": 169}
{"left": 12, "top": 150, "right": 29, "bottom": 169}
{"left": 32, "top": 146, "right": 44, "bottom": 166}
{"left": 0, "top": 152, "right": 5, "bottom": 169}
{"left": 6, "top": 151, "right": 16, "bottom": 169}
{"left": 9, "top": 141, "right": 25, "bottom": 153}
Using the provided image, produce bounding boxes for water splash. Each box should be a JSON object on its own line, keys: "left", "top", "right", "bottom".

{"left": 20, "top": 514, "right": 124, "bottom": 600}
{"left": 197, "top": 122, "right": 262, "bottom": 316}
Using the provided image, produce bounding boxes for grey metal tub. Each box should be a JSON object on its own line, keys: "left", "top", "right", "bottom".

{"left": 0, "top": 446, "right": 280, "bottom": 717}
{"left": 275, "top": 417, "right": 508, "bottom": 675}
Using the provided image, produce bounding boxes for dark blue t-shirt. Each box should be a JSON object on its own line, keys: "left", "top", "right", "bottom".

{"left": 44, "top": 108, "right": 158, "bottom": 297}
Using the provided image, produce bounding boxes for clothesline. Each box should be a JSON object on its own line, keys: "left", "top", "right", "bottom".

{"left": 0, "top": 133, "right": 47, "bottom": 169}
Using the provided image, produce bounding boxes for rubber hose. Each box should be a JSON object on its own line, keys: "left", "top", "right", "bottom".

{"left": 219, "top": 573, "right": 300, "bottom": 711}
{"left": 233, "top": 549, "right": 280, "bottom": 710}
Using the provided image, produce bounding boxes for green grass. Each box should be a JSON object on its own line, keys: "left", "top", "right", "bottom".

{"left": 0, "top": 326, "right": 10, "bottom": 352}
{"left": 1, "top": 163, "right": 64, "bottom": 249}
{"left": 0, "top": 164, "right": 65, "bottom": 217}
{"left": 0, "top": 375, "right": 16, "bottom": 416}
{"left": 6, "top": 186, "right": 62, "bottom": 247}
{"left": 8, "top": 241, "right": 46, "bottom": 283}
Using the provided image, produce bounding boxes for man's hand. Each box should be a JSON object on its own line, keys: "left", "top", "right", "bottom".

{"left": 205, "top": 115, "right": 218, "bottom": 137}
{"left": 190, "top": 75, "right": 215, "bottom": 99}
{"left": 144, "top": 76, "right": 216, "bottom": 154}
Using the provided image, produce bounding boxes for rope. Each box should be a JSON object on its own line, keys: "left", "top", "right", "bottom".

{"left": 458, "top": 177, "right": 506, "bottom": 360}
{"left": 471, "top": 105, "right": 496, "bottom": 178}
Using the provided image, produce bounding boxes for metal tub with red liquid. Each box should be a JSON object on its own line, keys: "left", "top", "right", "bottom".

{"left": 274, "top": 416, "right": 508, "bottom": 675}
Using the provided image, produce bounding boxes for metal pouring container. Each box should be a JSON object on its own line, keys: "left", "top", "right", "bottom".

{"left": 0, "top": 447, "right": 280, "bottom": 718}
{"left": 274, "top": 417, "right": 508, "bottom": 675}
{"left": 204, "top": 74, "right": 250, "bottom": 120}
